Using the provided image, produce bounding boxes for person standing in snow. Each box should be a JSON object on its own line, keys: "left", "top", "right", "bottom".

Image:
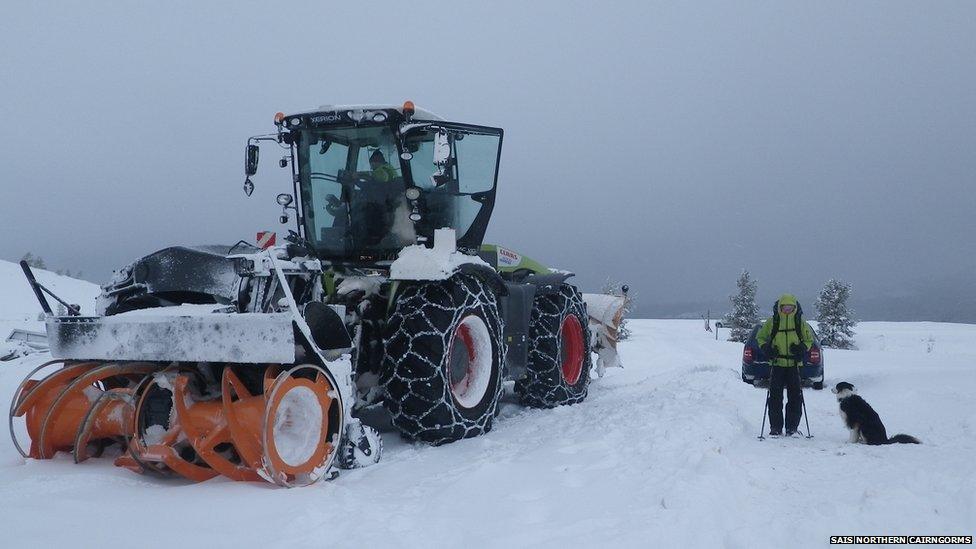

{"left": 756, "top": 294, "right": 815, "bottom": 436}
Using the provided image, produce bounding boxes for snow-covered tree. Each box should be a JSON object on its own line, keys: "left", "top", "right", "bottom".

{"left": 20, "top": 252, "right": 46, "bottom": 269}
{"left": 816, "top": 279, "right": 857, "bottom": 349}
{"left": 601, "top": 278, "right": 634, "bottom": 341}
{"left": 724, "top": 270, "right": 760, "bottom": 342}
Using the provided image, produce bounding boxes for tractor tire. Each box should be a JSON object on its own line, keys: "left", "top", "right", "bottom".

{"left": 515, "top": 284, "right": 591, "bottom": 408}
{"left": 382, "top": 274, "right": 504, "bottom": 445}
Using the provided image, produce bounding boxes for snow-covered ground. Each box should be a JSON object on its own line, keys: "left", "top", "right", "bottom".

{"left": 0, "top": 259, "right": 100, "bottom": 322}
{"left": 1, "top": 314, "right": 973, "bottom": 548}
{"left": 0, "top": 259, "right": 101, "bottom": 360}
{"left": 0, "top": 262, "right": 972, "bottom": 546}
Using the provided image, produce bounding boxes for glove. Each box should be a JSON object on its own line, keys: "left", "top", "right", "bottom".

{"left": 789, "top": 343, "right": 806, "bottom": 360}
{"left": 761, "top": 343, "right": 776, "bottom": 359}
{"left": 325, "top": 194, "right": 342, "bottom": 215}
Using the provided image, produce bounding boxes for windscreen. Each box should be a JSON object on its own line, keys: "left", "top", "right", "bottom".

{"left": 297, "top": 125, "right": 416, "bottom": 260}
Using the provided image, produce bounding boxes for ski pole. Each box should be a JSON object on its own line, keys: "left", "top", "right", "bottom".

{"left": 757, "top": 377, "right": 771, "bottom": 440}
{"left": 797, "top": 364, "right": 813, "bottom": 439}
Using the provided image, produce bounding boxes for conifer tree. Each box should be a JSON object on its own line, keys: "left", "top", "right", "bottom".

{"left": 816, "top": 279, "right": 857, "bottom": 349}
{"left": 725, "top": 270, "right": 760, "bottom": 342}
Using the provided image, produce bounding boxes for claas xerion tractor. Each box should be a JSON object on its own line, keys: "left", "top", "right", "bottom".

{"left": 10, "top": 101, "right": 626, "bottom": 487}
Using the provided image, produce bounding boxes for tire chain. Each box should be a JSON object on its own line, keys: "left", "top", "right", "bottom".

{"left": 382, "top": 275, "right": 505, "bottom": 445}
{"left": 515, "top": 284, "right": 591, "bottom": 408}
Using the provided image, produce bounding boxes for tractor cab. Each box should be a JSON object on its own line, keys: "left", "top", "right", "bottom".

{"left": 245, "top": 102, "right": 503, "bottom": 263}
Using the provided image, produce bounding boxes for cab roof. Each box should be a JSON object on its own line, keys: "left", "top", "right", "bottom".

{"left": 286, "top": 103, "right": 443, "bottom": 121}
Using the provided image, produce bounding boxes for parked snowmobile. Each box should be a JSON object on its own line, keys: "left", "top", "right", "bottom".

{"left": 10, "top": 101, "right": 625, "bottom": 487}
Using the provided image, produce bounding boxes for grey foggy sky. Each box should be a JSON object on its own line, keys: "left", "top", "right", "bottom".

{"left": 1, "top": 1, "right": 974, "bottom": 319}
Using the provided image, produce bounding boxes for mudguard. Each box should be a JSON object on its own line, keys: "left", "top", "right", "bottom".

{"left": 456, "top": 263, "right": 508, "bottom": 297}
{"left": 301, "top": 302, "right": 353, "bottom": 353}
{"left": 524, "top": 272, "right": 574, "bottom": 295}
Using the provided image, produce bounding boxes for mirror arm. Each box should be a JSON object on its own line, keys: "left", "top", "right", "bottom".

{"left": 247, "top": 135, "right": 281, "bottom": 145}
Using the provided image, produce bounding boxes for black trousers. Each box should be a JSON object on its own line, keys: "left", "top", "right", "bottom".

{"left": 768, "top": 366, "right": 803, "bottom": 432}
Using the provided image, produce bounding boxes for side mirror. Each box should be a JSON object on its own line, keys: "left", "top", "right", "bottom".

{"left": 245, "top": 144, "right": 260, "bottom": 176}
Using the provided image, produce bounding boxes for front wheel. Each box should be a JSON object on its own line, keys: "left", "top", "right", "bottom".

{"left": 382, "top": 275, "right": 504, "bottom": 445}
{"left": 515, "top": 284, "right": 592, "bottom": 408}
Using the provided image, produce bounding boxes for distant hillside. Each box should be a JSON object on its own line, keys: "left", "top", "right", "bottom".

{"left": 0, "top": 260, "right": 101, "bottom": 320}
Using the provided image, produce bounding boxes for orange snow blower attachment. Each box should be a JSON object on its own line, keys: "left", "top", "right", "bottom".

{"left": 10, "top": 360, "right": 158, "bottom": 461}
{"left": 10, "top": 362, "right": 342, "bottom": 487}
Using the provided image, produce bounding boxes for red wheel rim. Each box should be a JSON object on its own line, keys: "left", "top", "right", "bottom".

{"left": 560, "top": 314, "right": 584, "bottom": 385}
{"left": 447, "top": 315, "right": 493, "bottom": 409}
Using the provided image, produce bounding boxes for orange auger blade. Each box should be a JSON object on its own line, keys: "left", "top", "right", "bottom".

{"left": 221, "top": 367, "right": 267, "bottom": 473}
{"left": 171, "top": 371, "right": 263, "bottom": 482}
{"left": 11, "top": 361, "right": 157, "bottom": 459}
{"left": 12, "top": 361, "right": 343, "bottom": 487}
{"left": 118, "top": 371, "right": 220, "bottom": 482}
{"left": 260, "top": 365, "right": 339, "bottom": 487}
{"left": 74, "top": 390, "right": 134, "bottom": 463}
{"left": 169, "top": 365, "right": 340, "bottom": 486}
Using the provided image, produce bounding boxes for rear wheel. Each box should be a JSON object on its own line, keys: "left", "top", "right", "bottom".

{"left": 515, "top": 284, "right": 591, "bottom": 408}
{"left": 382, "top": 275, "right": 504, "bottom": 445}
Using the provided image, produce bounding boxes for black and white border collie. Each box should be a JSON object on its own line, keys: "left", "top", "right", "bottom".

{"left": 832, "top": 382, "right": 920, "bottom": 445}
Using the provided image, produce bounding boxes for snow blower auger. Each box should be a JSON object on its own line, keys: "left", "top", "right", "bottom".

{"left": 12, "top": 360, "right": 343, "bottom": 486}
{"left": 114, "top": 363, "right": 343, "bottom": 485}
{"left": 11, "top": 102, "right": 624, "bottom": 487}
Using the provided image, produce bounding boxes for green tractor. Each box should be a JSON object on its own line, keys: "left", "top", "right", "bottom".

{"left": 12, "top": 102, "right": 624, "bottom": 487}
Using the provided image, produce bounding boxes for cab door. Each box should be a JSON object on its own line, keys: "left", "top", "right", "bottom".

{"left": 400, "top": 123, "right": 503, "bottom": 250}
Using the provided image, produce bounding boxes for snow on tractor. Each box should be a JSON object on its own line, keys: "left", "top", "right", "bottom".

{"left": 10, "top": 102, "right": 625, "bottom": 487}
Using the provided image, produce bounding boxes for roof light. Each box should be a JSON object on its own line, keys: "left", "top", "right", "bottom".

{"left": 402, "top": 100, "right": 416, "bottom": 118}
{"left": 274, "top": 112, "right": 285, "bottom": 124}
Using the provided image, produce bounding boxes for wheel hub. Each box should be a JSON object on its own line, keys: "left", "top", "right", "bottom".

{"left": 448, "top": 315, "right": 493, "bottom": 409}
